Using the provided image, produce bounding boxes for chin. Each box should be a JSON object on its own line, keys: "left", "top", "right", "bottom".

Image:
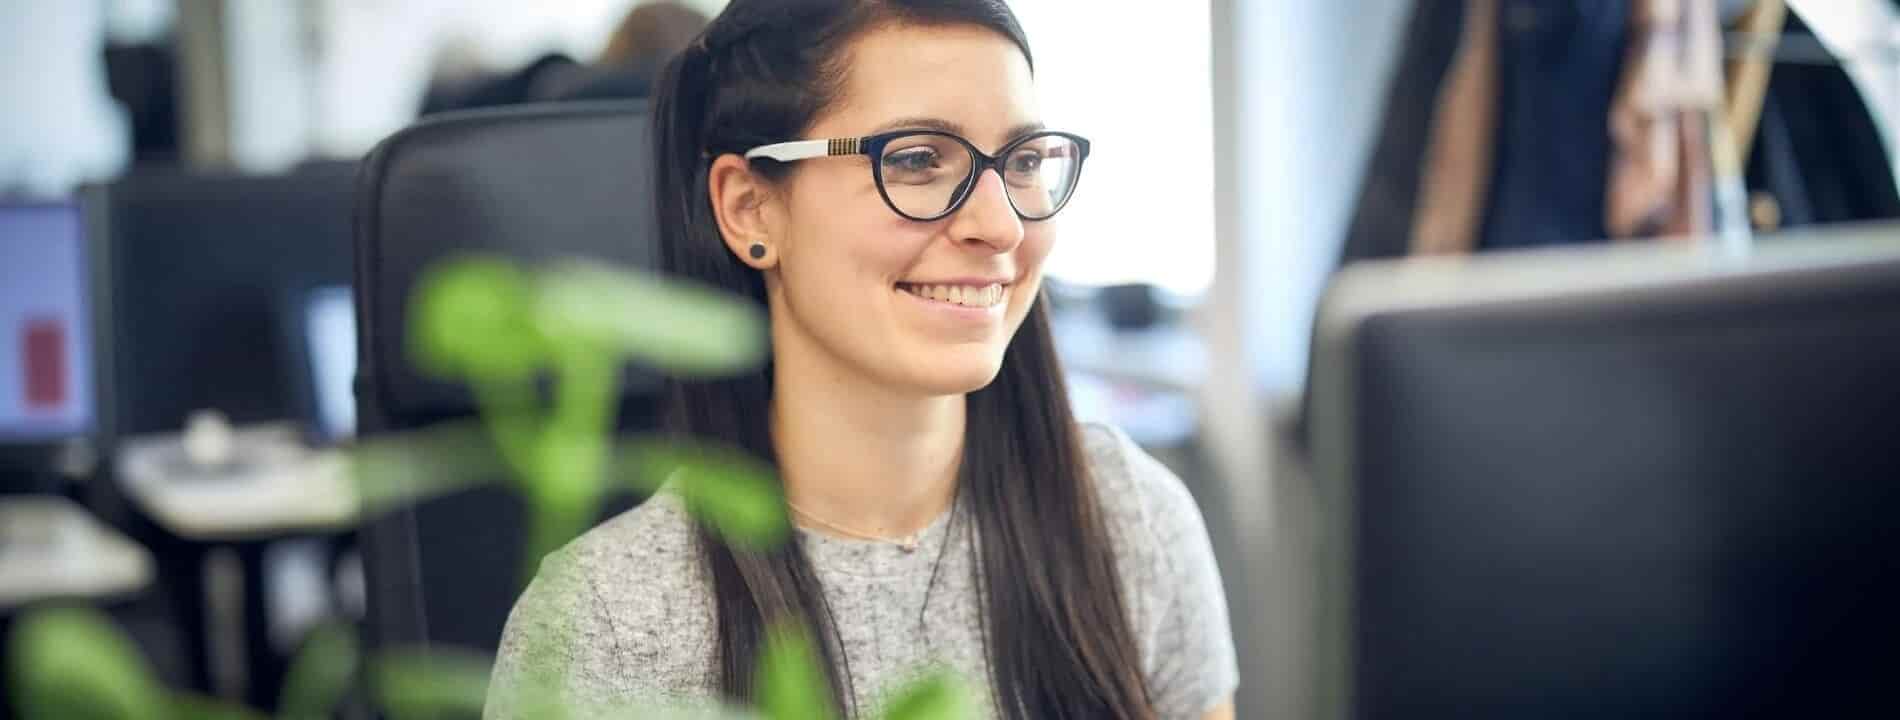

{"left": 901, "top": 345, "right": 1009, "bottom": 396}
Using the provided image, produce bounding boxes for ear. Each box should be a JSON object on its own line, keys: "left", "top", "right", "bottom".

{"left": 707, "top": 153, "right": 779, "bottom": 268}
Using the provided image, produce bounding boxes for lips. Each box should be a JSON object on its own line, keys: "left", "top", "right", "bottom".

{"left": 896, "top": 282, "right": 1007, "bottom": 308}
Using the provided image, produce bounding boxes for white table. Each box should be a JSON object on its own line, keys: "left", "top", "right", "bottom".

{"left": 0, "top": 496, "right": 154, "bottom": 609}
{"left": 116, "top": 422, "right": 360, "bottom": 704}
{"left": 117, "top": 423, "right": 357, "bottom": 542}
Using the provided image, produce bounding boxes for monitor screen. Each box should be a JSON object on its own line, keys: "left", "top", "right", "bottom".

{"left": 303, "top": 285, "right": 355, "bottom": 442}
{"left": 1306, "top": 231, "right": 1900, "bottom": 717}
{"left": 0, "top": 203, "right": 93, "bottom": 442}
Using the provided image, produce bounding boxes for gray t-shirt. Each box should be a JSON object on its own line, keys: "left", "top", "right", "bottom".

{"left": 485, "top": 424, "right": 1237, "bottom": 719}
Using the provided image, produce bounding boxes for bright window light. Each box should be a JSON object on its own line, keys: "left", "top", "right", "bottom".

{"left": 1012, "top": 1, "right": 1216, "bottom": 296}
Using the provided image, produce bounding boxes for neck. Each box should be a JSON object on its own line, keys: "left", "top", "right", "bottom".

{"left": 769, "top": 347, "right": 965, "bottom": 541}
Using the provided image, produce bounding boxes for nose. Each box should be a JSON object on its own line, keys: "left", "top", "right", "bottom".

{"left": 945, "top": 169, "right": 1024, "bottom": 254}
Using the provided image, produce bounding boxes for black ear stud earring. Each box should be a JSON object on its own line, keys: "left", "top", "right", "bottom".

{"left": 749, "top": 243, "right": 767, "bottom": 260}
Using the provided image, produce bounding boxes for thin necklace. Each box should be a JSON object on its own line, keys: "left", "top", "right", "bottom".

{"left": 786, "top": 499, "right": 925, "bottom": 552}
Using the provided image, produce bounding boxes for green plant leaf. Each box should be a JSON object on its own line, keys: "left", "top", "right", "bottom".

{"left": 347, "top": 422, "right": 506, "bottom": 519}
{"left": 6, "top": 606, "right": 166, "bottom": 720}
{"left": 277, "top": 622, "right": 359, "bottom": 720}
{"left": 526, "top": 423, "right": 607, "bottom": 517}
{"left": 877, "top": 671, "right": 977, "bottom": 720}
{"left": 169, "top": 693, "right": 269, "bottom": 720}
{"left": 756, "top": 623, "right": 839, "bottom": 720}
{"left": 533, "top": 260, "right": 767, "bottom": 376}
{"left": 410, "top": 255, "right": 547, "bottom": 382}
{"left": 372, "top": 648, "right": 494, "bottom": 720}
{"left": 618, "top": 437, "right": 788, "bottom": 550}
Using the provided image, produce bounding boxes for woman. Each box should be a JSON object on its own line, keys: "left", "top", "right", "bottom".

{"left": 488, "top": 1, "right": 1237, "bottom": 718}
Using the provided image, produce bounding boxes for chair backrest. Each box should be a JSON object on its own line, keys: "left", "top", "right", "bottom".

{"left": 352, "top": 101, "right": 658, "bottom": 654}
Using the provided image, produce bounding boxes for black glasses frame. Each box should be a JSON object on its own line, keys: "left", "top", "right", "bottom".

{"left": 744, "top": 129, "right": 1092, "bottom": 222}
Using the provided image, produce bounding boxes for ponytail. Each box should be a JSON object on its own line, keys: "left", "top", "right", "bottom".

{"left": 650, "top": 26, "right": 856, "bottom": 712}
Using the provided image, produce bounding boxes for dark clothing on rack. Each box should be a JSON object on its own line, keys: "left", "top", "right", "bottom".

{"left": 1337, "top": 3, "right": 1898, "bottom": 265}
{"left": 1479, "top": 1, "right": 1629, "bottom": 250}
{"left": 1743, "top": 15, "right": 1900, "bottom": 228}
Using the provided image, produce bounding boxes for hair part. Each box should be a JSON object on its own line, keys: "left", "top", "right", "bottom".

{"left": 651, "top": 2, "right": 1154, "bottom": 717}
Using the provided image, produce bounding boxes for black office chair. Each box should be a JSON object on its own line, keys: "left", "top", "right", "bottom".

{"left": 352, "top": 101, "right": 661, "bottom": 657}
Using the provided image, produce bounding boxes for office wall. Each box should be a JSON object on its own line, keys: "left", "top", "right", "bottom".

{"left": 0, "top": 2, "right": 130, "bottom": 196}
{"left": 1202, "top": 1, "right": 1412, "bottom": 717}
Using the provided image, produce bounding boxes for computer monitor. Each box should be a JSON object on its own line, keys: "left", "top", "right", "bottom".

{"left": 87, "top": 162, "right": 355, "bottom": 437}
{"left": 0, "top": 202, "right": 95, "bottom": 443}
{"left": 1305, "top": 226, "right": 1900, "bottom": 717}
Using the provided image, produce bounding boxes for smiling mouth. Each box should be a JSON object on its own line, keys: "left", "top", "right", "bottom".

{"left": 896, "top": 282, "right": 1008, "bottom": 308}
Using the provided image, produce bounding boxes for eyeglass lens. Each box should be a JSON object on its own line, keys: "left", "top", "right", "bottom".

{"left": 877, "top": 132, "right": 1083, "bottom": 220}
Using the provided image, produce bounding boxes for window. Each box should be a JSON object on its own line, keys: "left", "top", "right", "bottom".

{"left": 1013, "top": 1, "right": 1216, "bottom": 295}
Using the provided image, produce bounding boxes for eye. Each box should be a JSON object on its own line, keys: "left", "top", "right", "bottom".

{"left": 883, "top": 146, "right": 943, "bottom": 173}
{"left": 1006, "top": 150, "right": 1044, "bottom": 175}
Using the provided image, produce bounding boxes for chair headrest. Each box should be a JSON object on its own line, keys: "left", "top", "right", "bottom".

{"left": 353, "top": 101, "right": 658, "bottom": 430}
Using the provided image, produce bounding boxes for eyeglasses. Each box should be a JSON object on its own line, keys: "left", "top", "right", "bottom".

{"left": 744, "top": 129, "right": 1091, "bottom": 222}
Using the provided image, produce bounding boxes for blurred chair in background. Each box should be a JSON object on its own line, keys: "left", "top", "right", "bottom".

{"left": 353, "top": 101, "right": 660, "bottom": 659}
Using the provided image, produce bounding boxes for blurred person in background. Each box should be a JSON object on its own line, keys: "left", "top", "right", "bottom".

{"left": 550, "top": 0, "right": 712, "bottom": 100}
{"left": 420, "top": 0, "right": 710, "bottom": 113}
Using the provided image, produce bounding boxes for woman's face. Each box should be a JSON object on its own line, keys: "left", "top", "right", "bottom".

{"left": 762, "top": 23, "right": 1052, "bottom": 397}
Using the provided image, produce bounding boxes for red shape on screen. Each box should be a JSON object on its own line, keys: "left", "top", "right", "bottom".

{"left": 23, "top": 318, "right": 68, "bottom": 411}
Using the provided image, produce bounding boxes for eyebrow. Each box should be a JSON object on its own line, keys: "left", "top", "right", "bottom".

{"left": 865, "top": 116, "right": 1048, "bottom": 146}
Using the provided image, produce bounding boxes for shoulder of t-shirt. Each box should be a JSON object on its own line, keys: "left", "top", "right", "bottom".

{"left": 557, "top": 487, "right": 702, "bottom": 581}
{"left": 1078, "top": 422, "right": 1202, "bottom": 582}
{"left": 538, "top": 487, "right": 711, "bottom": 657}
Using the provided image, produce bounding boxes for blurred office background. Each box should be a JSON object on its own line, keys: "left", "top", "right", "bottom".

{"left": 5, "top": 0, "right": 1900, "bottom": 718}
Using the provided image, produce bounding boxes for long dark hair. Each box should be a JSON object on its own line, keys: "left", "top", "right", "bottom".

{"left": 651, "top": 2, "right": 1154, "bottom": 717}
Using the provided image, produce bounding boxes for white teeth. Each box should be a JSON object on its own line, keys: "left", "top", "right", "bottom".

{"left": 901, "top": 283, "right": 1005, "bottom": 308}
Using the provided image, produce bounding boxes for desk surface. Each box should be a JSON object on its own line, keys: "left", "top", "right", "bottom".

{"left": 0, "top": 496, "right": 154, "bottom": 609}
{"left": 119, "top": 424, "right": 357, "bottom": 542}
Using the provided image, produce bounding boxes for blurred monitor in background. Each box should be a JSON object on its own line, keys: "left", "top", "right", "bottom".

{"left": 0, "top": 202, "right": 95, "bottom": 445}
{"left": 0, "top": 202, "right": 96, "bottom": 492}
{"left": 285, "top": 285, "right": 356, "bottom": 445}
{"left": 1304, "top": 226, "right": 1900, "bottom": 717}
{"left": 89, "top": 162, "right": 356, "bottom": 437}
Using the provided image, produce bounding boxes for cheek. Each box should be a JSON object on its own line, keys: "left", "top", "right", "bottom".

{"left": 1018, "top": 225, "right": 1057, "bottom": 272}
{"left": 783, "top": 171, "right": 930, "bottom": 281}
